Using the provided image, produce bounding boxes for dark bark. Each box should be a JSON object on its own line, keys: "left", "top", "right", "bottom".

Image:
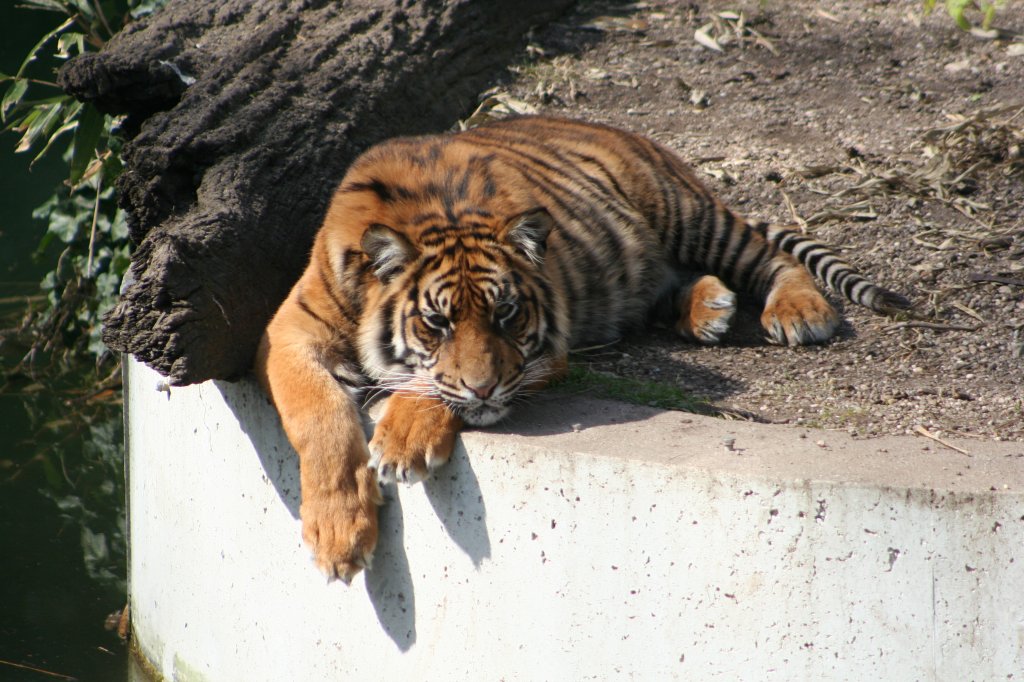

{"left": 58, "top": 0, "right": 574, "bottom": 385}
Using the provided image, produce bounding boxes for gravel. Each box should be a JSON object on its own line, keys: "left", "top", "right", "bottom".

{"left": 492, "top": 0, "right": 1024, "bottom": 441}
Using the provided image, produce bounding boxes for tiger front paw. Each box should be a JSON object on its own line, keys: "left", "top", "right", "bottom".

{"left": 675, "top": 275, "right": 737, "bottom": 344}
{"left": 368, "top": 394, "right": 462, "bottom": 485}
{"left": 300, "top": 466, "right": 382, "bottom": 584}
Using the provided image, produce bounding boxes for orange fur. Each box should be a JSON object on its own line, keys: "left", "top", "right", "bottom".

{"left": 675, "top": 275, "right": 737, "bottom": 344}
{"left": 368, "top": 394, "right": 463, "bottom": 484}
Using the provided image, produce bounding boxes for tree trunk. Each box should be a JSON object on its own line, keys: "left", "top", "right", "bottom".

{"left": 58, "top": 0, "right": 575, "bottom": 385}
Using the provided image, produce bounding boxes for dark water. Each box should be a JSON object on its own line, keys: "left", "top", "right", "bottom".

{"left": 0, "top": 5, "right": 130, "bottom": 681}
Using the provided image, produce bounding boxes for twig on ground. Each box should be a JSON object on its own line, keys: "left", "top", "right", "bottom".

{"left": 950, "top": 302, "right": 987, "bottom": 323}
{"left": 780, "top": 189, "right": 808, "bottom": 231}
{"left": 885, "top": 321, "right": 982, "bottom": 333}
{"left": 969, "top": 273, "right": 1024, "bottom": 287}
{"left": 914, "top": 425, "right": 971, "bottom": 456}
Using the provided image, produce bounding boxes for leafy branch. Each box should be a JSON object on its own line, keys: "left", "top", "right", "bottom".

{"left": 0, "top": 0, "right": 166, "bottom": 595}
{"left": 1, "top": 0, "right": 164, "bottom": 385}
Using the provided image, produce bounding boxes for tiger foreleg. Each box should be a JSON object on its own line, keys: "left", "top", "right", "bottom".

{"left": 674, "top": 275, "right": 737, "bottom": 344}
{"left": 368, "top": 393, "right": 463, "bottom": 485}
{"left": 256, "top": 298, "right": 382, "bottom": 584}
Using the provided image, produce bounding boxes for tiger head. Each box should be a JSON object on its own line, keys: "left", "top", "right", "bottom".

{"left": 357, "top": 208, "right": 564, "bottom": 426}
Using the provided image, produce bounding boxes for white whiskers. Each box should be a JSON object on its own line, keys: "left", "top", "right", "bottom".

{"left": 361, "top": 369, "right": 440, "bottom": 409}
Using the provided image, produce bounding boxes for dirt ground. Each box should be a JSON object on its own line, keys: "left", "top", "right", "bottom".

{"left": 489, "top": 0, "right": 1024, "bottom": 442}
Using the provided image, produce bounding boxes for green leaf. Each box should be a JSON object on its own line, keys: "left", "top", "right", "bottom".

{"left": 101, "top": 151, "right": 123, "bottom": 183}
{"left": 1, "top": 79, "right": 29, "bottom": 122}
{"left": 109, "top": 210, "right": 129, "bottom": 242}
{"left": 923, "top": 0, "right": 937, "bottom": 14}
{"left": 39, "top": 453, "right": 64, "bottom": 489}
{"left": 981, "top": 4, "right": 996, "bottom": 29}
{"left": 47, "top": 206, "right": 87, "bottom": 243}
{"left": 15, "top": 101, "right": 63, "bottom": 153}
{"left": 11, "top": 107, "right": 41, "bottom": 138}
{"left": 3, "top": 95, "right": 67, "bottom": 130}
{"left": 16, "top": 17, "right": 76, "bottom": 78}
{"left": 27, "top": 98, "right": 80, "bottom": 164}
{"left": 945, "top": 0, "right": 973, "bottom": 30}
{"left": 18, "top": 0, "right": 73, "bottom": 12}
{"left": 69, "top": 102, "right": 104, "bottom": 186}
{"left": 31, "top": 118, "right": 77, "bottom": 167}
{"left": 56, "top": 31, "right": 86, "bottom": 58}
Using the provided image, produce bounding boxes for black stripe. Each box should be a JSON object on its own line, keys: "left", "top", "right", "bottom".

{"left": 411, "top": 212, "right": 443, "bottom": 225}
{"left": 297, "top": 296, "right": 331, "bottom": 329}
{"left": 837, "top": 271, "right": 858, "bottom": 299}
{"left": 499, "top": 163, "right": 612, "bottom": 305}
{"left": 707, "top": 211, "right": 737, "bottom": 274}
{"left": 502, "top": 156, "right": 630, "bottom": 264}
{"left": 721, "top": 222, "right": 753, "bottom": 278}
{"left": 753, "top": 260, "right": 786, "bottom": 297}
{"left": 667, "top": 214, "right": 684, "bottom": 265}
{"left": 804, "top": 249, "right": 831, "bottom": 276}
{"left": 566, "top": 151, "right": 632, "bottom": 203}
{"left": 819, "top": 258, "right": 843, "bottom": 288}
{"left": 693, "top": 200, "right": 717, "bottom": 266}
{"left": 777, "top": 232, "right": 805, "bottom": 253}
{"left": 318, "top": 268, "right": 358, "bottom": 326}
{"left": 377, "top": 297, "right": 398, "bottom": 364}
{"left": 735, "top": 242, "right": 771, "bottom": 292}
{"left": 341, "top": 178, "right": 414, "bottom": 203}
{"left": 457, "top": 207, "right": 494, "bottom": 219}
{"left": 479, "top": 135, "right": 639, "bottom": 230}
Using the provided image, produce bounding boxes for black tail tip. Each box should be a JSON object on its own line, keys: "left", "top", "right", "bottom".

{"left": 871, "top": 288, "right": 914, "bottom": 316}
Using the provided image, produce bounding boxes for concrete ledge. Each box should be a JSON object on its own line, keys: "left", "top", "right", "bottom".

{"left": 124, "top": 359, "right": 1024, "bottom": 681}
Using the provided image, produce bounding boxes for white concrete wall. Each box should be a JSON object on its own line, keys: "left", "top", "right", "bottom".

{"left": 125, "top": 358, "right": 1024, "bottom": 681}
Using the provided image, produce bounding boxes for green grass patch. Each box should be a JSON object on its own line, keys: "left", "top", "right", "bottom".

{"left": 550, "top": 364, "right": 714, "bottom": 414}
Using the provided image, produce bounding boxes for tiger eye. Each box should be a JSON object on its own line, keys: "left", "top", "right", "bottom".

{"left": 495, "top": 301, "right": 518, "bottom": 321}
{"left": 423, "top": 312, "right": 449, "bottom": 330}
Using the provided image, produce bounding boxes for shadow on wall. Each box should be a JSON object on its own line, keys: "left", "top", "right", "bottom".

{"left": 365, "top": 488, "right": 417, "bottom": 651}
{"left": 216, "top": 376, "right": 301, "bottom": 519}
{"left": 215, "top": 375, "right": 493, "bottom": 650}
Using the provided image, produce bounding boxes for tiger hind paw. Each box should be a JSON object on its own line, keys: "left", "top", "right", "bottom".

{"left": 760, "top": 288, "right": 839, "bottom": 346}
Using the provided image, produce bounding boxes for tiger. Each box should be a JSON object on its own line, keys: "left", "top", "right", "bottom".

{"left": 255, "top": 116, "right": 910, "bottom": 583}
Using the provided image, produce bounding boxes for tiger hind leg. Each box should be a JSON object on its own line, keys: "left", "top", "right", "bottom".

{"left": 760, "top": 265, "right": 840, "bottom": 345}
{"left": 674, "top": 274, "right": 737, "bottom": 344}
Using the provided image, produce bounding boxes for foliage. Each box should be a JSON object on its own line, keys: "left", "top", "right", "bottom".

{"left": 1, "top": 0, "right": 164, "bottom": 384}
{"left": 922, "top": 0, "right": 1008, "bottom": 30}
{"left": 0, "top": 0, "right": 166, "bottom": 594}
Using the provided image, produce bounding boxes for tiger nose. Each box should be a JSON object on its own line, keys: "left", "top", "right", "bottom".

{"left": 464, "top": 378, "right": 498, "bottom": 400}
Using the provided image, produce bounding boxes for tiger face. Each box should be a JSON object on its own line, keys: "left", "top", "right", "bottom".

{"left": 357, "top": 209, "right": 560, "bottom": 426}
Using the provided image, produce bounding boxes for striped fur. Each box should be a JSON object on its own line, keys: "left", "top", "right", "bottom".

{"left": 255, "top": 116, "right": 910, "bottom": 582}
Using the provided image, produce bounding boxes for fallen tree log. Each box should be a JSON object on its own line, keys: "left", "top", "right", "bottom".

{"left": 58, "top": 0, "right": 575, "bottom": 385}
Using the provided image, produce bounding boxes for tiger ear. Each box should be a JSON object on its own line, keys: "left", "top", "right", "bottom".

{"left": 504, "top": 208, "right": 553, "bottom": 266}
{"left": 361, "top": 223, "right": 418, "bottom": 282}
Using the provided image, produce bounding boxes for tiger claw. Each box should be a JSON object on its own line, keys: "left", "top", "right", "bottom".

{"left": 328, "top": 552, "right": 374, "bottom": 586}
{"left": 370, "top": 459, "right": 426, "bottom": 486}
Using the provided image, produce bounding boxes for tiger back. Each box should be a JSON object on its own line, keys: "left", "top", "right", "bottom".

{"left": 256, "top": 116, "right": 911, "bottom": 583}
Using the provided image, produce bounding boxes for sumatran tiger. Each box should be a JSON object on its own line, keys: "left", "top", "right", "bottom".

{"left": 255, "top": 116, "right": 910, "bottom": 583}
